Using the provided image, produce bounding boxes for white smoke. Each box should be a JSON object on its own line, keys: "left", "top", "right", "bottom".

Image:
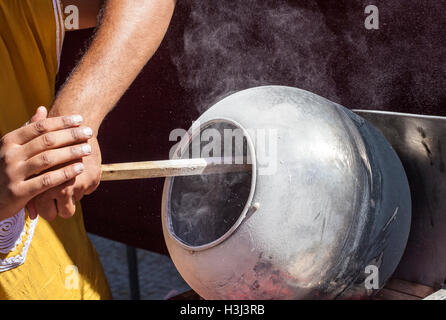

{"left": 171, "top": 0, "right": 339, "bottom": 112}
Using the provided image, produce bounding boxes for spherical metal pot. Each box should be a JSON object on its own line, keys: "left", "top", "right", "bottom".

{"left": 162, "top": 86, "right": 411, "bottom": 299}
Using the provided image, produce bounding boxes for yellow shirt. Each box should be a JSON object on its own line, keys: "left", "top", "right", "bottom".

{"left": 0, "top": 0, "right": 111, "bottom": 299}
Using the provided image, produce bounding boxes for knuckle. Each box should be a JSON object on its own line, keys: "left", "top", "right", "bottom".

{"left": 62, "top": 116, "right": 71, "bottom": 128}
{"left": 63, "top": 167, "right": 72, "bottom": 181}
{"left": 40, "top": 152, "right": 52, "bottom": 167}
{"left": 41, "top": 173, "right": 52, "bottom": 188}
{"left": 42, "top": 133, "right": 55, "bottom": 147}
{"left": 60, "top": 187, "right": 72, "bottom": 197}
{"left": 70, "top": 128, "right": 79, "bottom": 140}
{"left": 34, "top": 120, "right": 48, "bottom": 134}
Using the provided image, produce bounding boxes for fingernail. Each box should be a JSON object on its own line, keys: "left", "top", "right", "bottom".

{"left": 73, "top": 163, "right": 84, "bottom": 174}
{"left": 82, "top": 127, "right": 93, "bottom": 137}
{"left": 81, "top": 144, "right": 92, "bottom": 154}
{"left": 70, "top": 115, "right": 83, "bottom": 125}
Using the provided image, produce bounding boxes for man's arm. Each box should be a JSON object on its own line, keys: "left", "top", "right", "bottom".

{"left": 30, "top": 0, "right": 176, "bottom": 220}
{"left": 54, "top": 0, "right": 176, "bottom": 132}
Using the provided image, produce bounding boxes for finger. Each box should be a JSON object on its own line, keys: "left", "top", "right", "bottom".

{"left": 21, "top": 126, "right": 93, "bottom": 159}
{"left": 56, "top": 191, "right": 77, "bottom": 219}
{"left": 24, "top": 162, "right": 84, "bottom": 199}
{"left": 26, "top": 199, "right": 38, "bottom": 220}
{"left": 24, "top": 143, "right": 92, "bottom": 178}
{"left": 29, "top": 106, "right": 48, "bottom": 124}
{"left": 34, "top": 194, "right": 58, "bottom": 222}
{"left": 23, "top": 106, "right": 48, "bottom": 127}
{"left": 39, "top": 180, "right": 77, "bottom": 220}
{"left": 10, "top": 114, "right": 84, "bottom": 145}
{"left": 33, "top": 179, "right": 76, "bottom": 220}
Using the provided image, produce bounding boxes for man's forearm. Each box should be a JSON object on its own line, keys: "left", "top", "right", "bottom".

{"left": 50, "top": 0, "right": 176, "bottom": 134}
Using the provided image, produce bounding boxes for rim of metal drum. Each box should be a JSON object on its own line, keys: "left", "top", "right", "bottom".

{"left": 162, "top": 118, "right": 257, "bottom": 252}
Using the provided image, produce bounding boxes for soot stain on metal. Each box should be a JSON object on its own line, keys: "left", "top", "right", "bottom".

{"left": 421, "top": 140, "right": 434, "bottom": 166}
{"left": 417, "top": 126, "right": 427, "bottom": 139}
{"left": 253, "top": 260, "right": 273, "bottom": 277}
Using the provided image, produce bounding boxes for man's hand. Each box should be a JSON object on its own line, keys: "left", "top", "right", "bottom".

{"left": 0, "top": 107, "right": 92, "bottom": 221}
{"left": 28, "top": 137, "right": 101, "bottom": 221}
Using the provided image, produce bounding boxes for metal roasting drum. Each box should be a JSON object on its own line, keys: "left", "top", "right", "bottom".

{"left": 160, "top": 86, "right": 412, "bottom": 299}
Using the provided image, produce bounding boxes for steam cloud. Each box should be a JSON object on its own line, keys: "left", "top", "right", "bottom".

{"left": 171, "top": 0, "right": 339, "bottom": 112}
{"left": 170, "top": 0, "right": 446, "bottom": 114}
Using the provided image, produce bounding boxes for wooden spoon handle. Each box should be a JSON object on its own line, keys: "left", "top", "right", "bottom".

{"left": 101, "top": 157, "right": 252, "bottom": 181}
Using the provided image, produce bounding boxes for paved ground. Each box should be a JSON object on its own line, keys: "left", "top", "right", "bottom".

{"left": 88, "top": 233, "right": 190, "bottom": 300}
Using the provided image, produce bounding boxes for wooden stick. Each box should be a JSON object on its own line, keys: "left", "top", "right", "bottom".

{"left": 101, "top": 157, "right": 252, "bottom": 181}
